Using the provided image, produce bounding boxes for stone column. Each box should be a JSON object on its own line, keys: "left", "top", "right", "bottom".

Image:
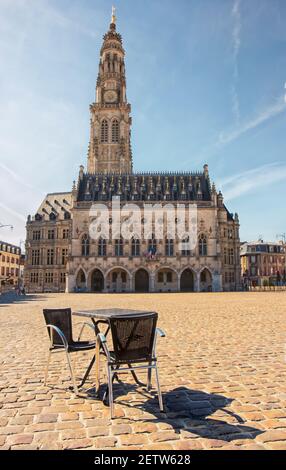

{"left": 66, "top": 273, "right": 76, "bottom": 293}
{"left": 212, "top": 273, "right": 222, "bottom": 292}
{"left": 150, "top": 272, "right": 155, "bottom": 292}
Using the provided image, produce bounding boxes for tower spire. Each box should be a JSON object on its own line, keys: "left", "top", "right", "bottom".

{"left": 111, "top": 6, "right": 116, "bottom": 25}
{"left": 87, "top": 9, "right": 133, "bottom": 175}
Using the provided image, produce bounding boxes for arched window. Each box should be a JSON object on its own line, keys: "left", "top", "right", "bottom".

{"left": 98, "top": 238, "right": 106, "bottom": 257}
{"left": 81, "top": 234, "right": 90, "bottom": 257}
{"left": 101, "top": 119, "right": 108, "bottom": 143}
{"left": 148, "top": 237, "right": 157, "bottom": 255}
{"left": 181, "top": 236, "right": 191, "bottom": 256}
{"left": 115, "top": 238, "right": 124, "bottom": 257}
{"left": 199, "top": 234, "right": 207, "bottom": 256}
{"left": 165, "top": 239, "right": 174, "bottom": 257}
{"left": 132, "top": 238, "right": 140, "bottom": 257}
{"left": 112, "top": 120, "right": 119, "bottom": 143}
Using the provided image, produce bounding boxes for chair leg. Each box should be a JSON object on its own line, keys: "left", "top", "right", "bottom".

{"left": 44, "top": 350, "right": 52, "bottom": 385}
{"left": 147, "top": 364, "right": 152, "bottom": 391}
{"left": 155, "top": 366, "right": 164, "bottom": 412}
{"left": 107, "top": 365, "right": 114, "bottom": 419}
{"left": 65, "top": 350, "right": 79, "bottom": 396}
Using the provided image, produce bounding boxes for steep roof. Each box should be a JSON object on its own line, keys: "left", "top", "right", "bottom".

{"left": 76, "top": 172, "right": 212, "bottom": 202}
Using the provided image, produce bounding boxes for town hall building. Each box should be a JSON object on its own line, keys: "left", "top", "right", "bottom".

{"left": 24, "top": 10, "right": 241, "bottom": 293}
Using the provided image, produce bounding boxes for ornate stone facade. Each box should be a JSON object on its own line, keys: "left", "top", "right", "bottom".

{"left": 24, "top": 12, "right": 241, "bottom": 294}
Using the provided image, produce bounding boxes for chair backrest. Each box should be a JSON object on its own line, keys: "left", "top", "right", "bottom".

{"left": 109, "top": 312, "right": 158, "bottom": 363}
{"left": 43, "top": 308, "right": 73, "bottom": 347}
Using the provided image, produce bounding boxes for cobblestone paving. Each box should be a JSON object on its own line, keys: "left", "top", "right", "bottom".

{"left": 0, "top": 292, "right": 286, "bottom": 450}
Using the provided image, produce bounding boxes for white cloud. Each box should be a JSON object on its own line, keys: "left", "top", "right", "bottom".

{"left": 219, "top": 96, "right": 286, "bottom": 145}
{"left": 219, "top": 162, "right": 286, "bottom": 200}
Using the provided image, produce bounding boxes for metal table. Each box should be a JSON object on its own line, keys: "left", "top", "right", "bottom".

{"left": 73, "top": 308, "right": 155, "bottom": 393}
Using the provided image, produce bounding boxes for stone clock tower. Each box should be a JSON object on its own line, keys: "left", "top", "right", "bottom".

{"left": 87, "top": 8, "right": 133, "bottom": 174}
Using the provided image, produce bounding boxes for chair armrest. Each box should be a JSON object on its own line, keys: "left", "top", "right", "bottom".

{"left": 97, "top": 333, "right": 107, "bottom": 344}
{"left": 97, "top": 333, "right": 111, "bottom": 361}
{"left": 74, "top": 321, "right": 96, "bottom": 341}
{"left": 46, "top": 324, "right": 68, "bottom": 349}
{"left": 156, "top": 328, "right": 166, "bottom": 338}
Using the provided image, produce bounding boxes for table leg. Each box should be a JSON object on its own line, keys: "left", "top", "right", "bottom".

{"left": 95, "top": 335, "right": 100, "bottom": 394}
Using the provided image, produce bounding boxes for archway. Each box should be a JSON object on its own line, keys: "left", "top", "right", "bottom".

{"left": 200, "top": 268, "right": 212, "bottom": 292}
{"left": 76, "top": 269, "right": 86, "bottom": 291}
{"left": 135, "top": 269, "right": 149, "bottom": 292}
{"left": 106, "top": 268, "right": 130, "bottom": 293}
{"left": 180, "top": 269, "right": 195, "bottom": 292}
{"left": 91, "top": 269, "right": 104, "bottom": 292}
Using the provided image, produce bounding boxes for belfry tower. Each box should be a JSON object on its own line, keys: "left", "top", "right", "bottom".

{"left": 87, "top": 7, "right": 133, "bottom": 174}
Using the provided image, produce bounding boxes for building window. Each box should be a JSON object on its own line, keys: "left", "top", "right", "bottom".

{"left": 111, "top": 120, "right": 119, "bottom": 143}
{"left": 101, "top": 119, "right": 108, "bottom": 143}
{"left": 158, "top": 272, "right": 164, "bottom": 283}
{"left": 115, "top": 238, "right": 124, "bottom": 257}
{"left": 81, "top": 234, "right": 90, "bottom": 257}
{"left": 30, "top": 273, "right": 39, "bottom": 283}
{"left": 148, "top": 238, "right": 157, "bottom": 255}
{"left": 167, "top": 272, "right": 172, "bottom": 283}
{"left": 181, "top": 237, "right": 191, "bottom": 256}
{"left": 131, "top": 238, "right": 140, "bottom": 257}
{"left": 61, "top": 249, "right": 68, "bottom": 265}
{"left": 229, "top": 248, "right": 234, "bottom": 265}
{"left": 48, "top": 230, "right": 55, "bottom": 240}
{"left": 33, "top": 230, "right": 41, "bottom": 240}
{"left": 47, "top": 249, "right": 54, "bottom": 265}
{"left": 63, "top": 229, "right": 70, "bottom": 239}
{"left": 199, "top": 235, "right": 207, "bottom": 256}
{"left": 98, "top": 238, "right": 107, "bottom": 257}
{"left": 31, "top": 250, "right": 40, "bottom": 266}
{"left": 60, "top": 272, "right": 66, "bottom": 284}
{"left": 165, "top": 239, "right": 174, "bottom": 257}
{"left": 45, "top": 272, "right": 53, "bottom": 283}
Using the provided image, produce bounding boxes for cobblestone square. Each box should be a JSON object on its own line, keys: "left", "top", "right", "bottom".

{"left": 0, "top": 292, "right": 286, "bottom": 450}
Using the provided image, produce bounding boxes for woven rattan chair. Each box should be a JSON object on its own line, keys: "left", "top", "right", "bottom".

{"left": 97, "top": 312, "right": 165, "bottom": 418}
{"left": 43, "top": 308, "right": 96, "bottom": 394}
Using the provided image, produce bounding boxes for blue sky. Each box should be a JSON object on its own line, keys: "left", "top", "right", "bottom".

{"left": 0, "top": 0, "right": 286, "bottom": 247}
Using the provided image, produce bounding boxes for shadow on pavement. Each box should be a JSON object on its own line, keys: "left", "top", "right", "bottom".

{"left": 0, "top": 292, "right": 48, "bottom": 306}
{"left": 103, "top": 384, "right": 264, "bottom": 442}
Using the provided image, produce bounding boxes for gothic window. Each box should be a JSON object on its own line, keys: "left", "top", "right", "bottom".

{"left": 199, "top": 235, "right": 207, "bottom": 256}
{"left": 115, "top": 238, "right": 124, "bottom": 257}
{"left": 112, "top": 120, "right": 119, "bottom": 143}
{"left": 131, "top": 238, "right": 140, "bottom": 257}
{"left": 98, "top": 238, "right": 107, "bottom": 257}
{"left": 181, "top": 237, "right": 191, "bottom": 256}
{"left": 101, "top": 119, "right": 108, "bottom": 143}
{"left": 81, "top": 234, "right": 90, "bottom": 257}
{"left": 165, "top": 239, "right": 174, "bottom": 257}
{"left": 148, "top": 238, "right": 157, "bottom": 255}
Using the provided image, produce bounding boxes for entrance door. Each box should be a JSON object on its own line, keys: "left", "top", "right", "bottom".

{"left": 135, "top": 269, "right": 149, "bottom": 292}
{"left": 180, "top": 269, "right": 195, "bottom": 292}
{"left": 91, "top": 270, "right": 104, "bottom": 292}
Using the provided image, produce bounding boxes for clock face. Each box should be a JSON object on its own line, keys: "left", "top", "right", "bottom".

{"left": 104, "top": 90, "right": 117, "bottom": 103}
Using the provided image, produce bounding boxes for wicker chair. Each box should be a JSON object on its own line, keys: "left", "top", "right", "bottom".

{"left": 43, "top": 308, "right": 96, "bottom": 394}
{"left": 97, "top": 312, "right": 165, "bottom": 418}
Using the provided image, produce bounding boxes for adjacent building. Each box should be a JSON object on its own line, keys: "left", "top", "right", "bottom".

{"left": 24, "top": 10, "right": 241, "bottom": 294}
{"left": 241, "top": 240, "right": 286, "bottom": 287}
{"left": 0, "top": 241, "right": 21, "bottom": 288}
